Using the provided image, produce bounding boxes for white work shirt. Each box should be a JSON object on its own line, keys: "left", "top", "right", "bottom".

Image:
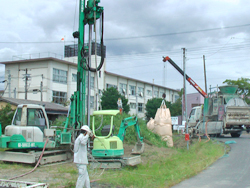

{"left": 74, "top": 133, "right": 89, "bottom": 164}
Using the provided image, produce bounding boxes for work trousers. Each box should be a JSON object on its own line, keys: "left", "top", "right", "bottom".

{"left": 76, "top": 164, "right": 90, "bottom": 188}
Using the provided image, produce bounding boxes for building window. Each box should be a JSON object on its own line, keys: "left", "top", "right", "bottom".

{"left": 130, "top": 103, "right": 136, "bottom": 109}
{"left": 159, "top": 91, "right": 164, "bottom": 98}
{"left": 154, "top": 91, "right": 158, "bottom": 98}
{"left": 53, "top": 68, "right": 67, "bottom": 84}
{"left": 147, "top": 90, "right": 152, "bottom": 96}
{"left": 86, "top": 95, "right": 95, "bottom": 109}
{"left": 90, "top": 77, "right": 94, "bottom": 89}
{"left": 72, "top": 73, "right": 77, "bottom": 82}
{"left": 52, "top": 91, "right": 67, "bottom": 104}
{"left": 138, "top": 87, "right": 144, "bottom": 97}
{"left": 129, "top": 85, "right": 135, "bottom": 96}
{"left": 86, "top": 76, "right": 95, "bottom": 89}
{"left": 99, "top": 89, "right": 103, "bottom": 96}
{"left": 106, "top": 83, "right": 117, "bottom": 89}
{"left": 138, "top": 103, "right": 143, "bottom": 112}
{"left": 90, "top": 96, "right": 94, "bottom": 108}
{"left": 175, "top": 95, "right": 179, "bottom": 102}
{"left": 119, "top": 83, "right": 127, "bottom": 94}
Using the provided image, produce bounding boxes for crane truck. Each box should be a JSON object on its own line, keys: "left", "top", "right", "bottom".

{"left": 0, "top": 0, "right": 144, "bottom": 167}
{"left": 163, "top": 56, "right": 250, "bottom": 138}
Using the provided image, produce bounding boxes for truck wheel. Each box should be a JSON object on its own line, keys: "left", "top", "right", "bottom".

{"left": 216, "top": 133, "right": 221, "bottom": 137}
{"left": 230, "top": 132, "right": 241, "bottom": 138}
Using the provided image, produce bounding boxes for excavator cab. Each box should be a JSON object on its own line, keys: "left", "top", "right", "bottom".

{"left": 91, "top": 110, "right": 124, "bottom": 158}
{"left": 91, "top": 110, "right": 144, "bottom": 158}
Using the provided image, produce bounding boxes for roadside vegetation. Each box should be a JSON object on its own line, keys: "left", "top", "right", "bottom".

{"left": 0, "top": 104, "right": 15, "bottom": 134}
{"left": 0, "top": 87, "right": 226, "bottom": 187}
{"left": 0, "top": 113, "right": 226, "bottom": 188}
{"left": 95, "top": 140, "right": 225, "bottom": 188}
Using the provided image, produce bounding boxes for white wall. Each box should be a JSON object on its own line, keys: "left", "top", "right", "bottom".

{"left": 3, "top": 57, "right": 179, "bottom": 118}
{"left": 4, "top": 61, "right": 48, "bottom": 101}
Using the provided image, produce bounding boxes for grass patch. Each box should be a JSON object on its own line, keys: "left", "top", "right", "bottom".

{"left": 98, "top": 139, "right": 225, "bottom": 188}
{"left": 0, "top": 161, "right": 32, "bottom": 170}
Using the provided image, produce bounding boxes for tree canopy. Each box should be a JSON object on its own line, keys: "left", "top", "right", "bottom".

{"left": 101, "top": 87, "right": 130, "bottom": 113}
{"left": 145, "top": 96, "right": 182, "bottom": 121}
{"left": 223, "top": 77, "right": 250, "bottom": 104}
{"left": 0, "top": 104, "right": 15, "bottom": 134}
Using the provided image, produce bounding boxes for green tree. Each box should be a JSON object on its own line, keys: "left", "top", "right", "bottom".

{"left": 223, "top": 77, "right": 250, "bottom": 104}
{"left": 171, "top": 89, "right": 182, "bottom": 116}
{"left": 101, "top": 87, "right": 130, "bottom": 113}
{"left": 145, "top": 90, "right": 182, "bottom": 121}
{"left": 0, "top": 104, "right": 15, "bottom": 134}
{"left": 145, "top": 98, "right": 172, "bottom": 121}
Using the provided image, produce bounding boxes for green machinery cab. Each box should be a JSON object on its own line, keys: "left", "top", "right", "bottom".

{"left": 91, "top": 110, "right": 144, "bottom": 158}
{"left": 91, "top": 110, "right": 124, "bottom": 158}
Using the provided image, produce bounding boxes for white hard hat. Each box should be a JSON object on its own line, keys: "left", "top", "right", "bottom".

{"left": 81, "top": 125, "right": 90, "bottom": 132}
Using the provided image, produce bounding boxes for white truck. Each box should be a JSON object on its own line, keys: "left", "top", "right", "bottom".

{"left": 187, "top": 85, "right": 250, "bottom": 138}
{"left": 162, "top": 57, "right": 250, "bottom": 138}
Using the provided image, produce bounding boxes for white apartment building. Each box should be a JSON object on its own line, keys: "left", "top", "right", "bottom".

{"left": 0, "top": 44, "right": 179, "bottom": 118}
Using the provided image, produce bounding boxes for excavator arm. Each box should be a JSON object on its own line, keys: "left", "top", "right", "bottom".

{"left": 117, "top": 116, "right": 144, "bottom": 154}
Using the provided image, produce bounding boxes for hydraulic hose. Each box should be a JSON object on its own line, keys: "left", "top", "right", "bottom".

{"left": 205, "top": 120, "right": 210, "bottom": 143}
{"left": 84, "top": 12, "right": 105, "bottom": 72}
{"left": 9, "top": 138, "right": 49, "bottom": 180}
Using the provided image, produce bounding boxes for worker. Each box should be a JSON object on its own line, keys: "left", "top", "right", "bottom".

{"left": 117, "top": 97, "right": 123, "bottom": 114}
{"left": 74, "top": 125, "right": 94, "bottom": 188}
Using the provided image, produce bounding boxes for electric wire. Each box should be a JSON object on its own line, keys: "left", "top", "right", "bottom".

{"left": 105, "top": 23, "right": 250, "bottom": 40}
{"left": 1, "top": 23, "right": 250, "bottom": 44}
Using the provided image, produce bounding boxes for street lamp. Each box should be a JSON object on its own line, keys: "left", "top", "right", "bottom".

{"left": 33, "top": 81, "right": 43, "bottom": 101}
{"left": 33, "top": 89, "right": 43, "bottom": 101}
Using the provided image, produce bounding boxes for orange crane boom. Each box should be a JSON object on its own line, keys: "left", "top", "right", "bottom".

{"left": 163, "top": 56, "right": 208, "bottom": 98}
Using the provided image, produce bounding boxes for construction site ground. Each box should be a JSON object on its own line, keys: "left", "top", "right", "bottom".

{"left": 0, "top": 135, "right": 188, "bottom": 188}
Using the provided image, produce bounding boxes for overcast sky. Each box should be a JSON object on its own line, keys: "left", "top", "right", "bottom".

{"left": 1, "top": 0, "right": 250, "bottom": 95}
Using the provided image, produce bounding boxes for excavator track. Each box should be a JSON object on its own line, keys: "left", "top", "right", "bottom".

{"left": 87, "top": 153, "right": 141, "bottom": 169}
{"left": 0, "top": 150, "right": 72, "bottom": 165}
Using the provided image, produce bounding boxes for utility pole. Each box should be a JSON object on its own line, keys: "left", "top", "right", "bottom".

{"left": 182, "top": 48, "right": 186, "bottom": 122}
{"left": 8, "top": 70, "right": 11, "bottom": 98}
{"left": 14, "top": 88, "right": 16, "bottom": 98}
{"left": 40, "top": 74, "right": 43, "bottom": 101}
{"left": 203, "top": 55, "right": 208, "bottom": 94}
{"left": 182, "top": 48, "right": 189, "bottom": 150}
{"left": 136, "top": 93, "right": 138, "bottom": 115}
{"left": 25, "top": 69, "right": 28, "bottom": 100}
{"left": 20, "top": 68, "right": 30, "bottom": 100}
{"left": 40, "top": 81, "right": 43, "bottom": 101}
{"left": 163, "top": 61, "right": 166, "bottom": 86}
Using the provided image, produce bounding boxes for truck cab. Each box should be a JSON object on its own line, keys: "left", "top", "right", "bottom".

{"left": 187, "top": 106, "right": 202, "bottom": 128}
{"left": 4, "top": 104, "right": 50, "bottom": 144}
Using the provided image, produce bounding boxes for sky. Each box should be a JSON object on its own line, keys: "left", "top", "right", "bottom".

{"left": 1, "top": 0, "right": 250, "bottom": 95}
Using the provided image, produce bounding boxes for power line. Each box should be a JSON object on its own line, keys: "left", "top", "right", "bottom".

{"left": 1, "top": 23, "right": 250, "bottom": 44}
{"left": 105, "top": 23, "right": 250, "bottom": 41}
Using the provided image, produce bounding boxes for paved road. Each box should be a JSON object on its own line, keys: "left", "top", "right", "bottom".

{"left": 172, "top": 134, "right": 250, "bottom": 188}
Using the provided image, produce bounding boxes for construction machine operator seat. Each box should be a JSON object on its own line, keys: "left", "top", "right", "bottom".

{"left": 101, "top": 125, "right": 115, "bottom": 136}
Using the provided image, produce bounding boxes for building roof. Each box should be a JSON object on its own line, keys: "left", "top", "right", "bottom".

{"left": 0, "top": 97, "right": 68, "bottom": 115}
{"left": 0, "top": 57, "right": 77, "bottom": 66}
{"left": 105, "top": 71, "right": 180, "bottom": 92}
